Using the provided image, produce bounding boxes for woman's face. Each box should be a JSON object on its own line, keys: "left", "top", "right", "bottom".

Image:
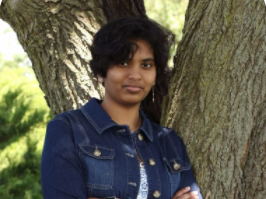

{"left": 102, "top": 39, "right": 156, "bottom": 106}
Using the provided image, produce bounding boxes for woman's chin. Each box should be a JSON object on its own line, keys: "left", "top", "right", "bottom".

{"left": 119, "top": 96, "right": 144, "bottom": 106}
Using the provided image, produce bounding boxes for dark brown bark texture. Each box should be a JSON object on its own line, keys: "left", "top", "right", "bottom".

{"left": 0, "top": 0, "right": 146, "bottom": 115}
{"left": 162, "top": 0, "right": 266, "bottom": 199}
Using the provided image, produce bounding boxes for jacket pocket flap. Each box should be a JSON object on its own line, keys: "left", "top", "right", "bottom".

{"left": 79, "top": 145, "right": 115, "bottom": 159}
{"left": 164, "top": 158, "right": 191, "bottom": 174}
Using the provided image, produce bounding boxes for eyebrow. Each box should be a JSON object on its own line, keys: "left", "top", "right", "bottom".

{"left": 142, "top": 58, "right": 155, "bottom": 62}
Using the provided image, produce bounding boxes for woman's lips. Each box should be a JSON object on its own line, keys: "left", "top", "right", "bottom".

{"left": 123, "top": 85, "right": 143, "bottom": 92}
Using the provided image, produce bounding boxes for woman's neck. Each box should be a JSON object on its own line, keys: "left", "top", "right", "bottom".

{"left": 100, "top": 99, "right": 141, "bottom": 132}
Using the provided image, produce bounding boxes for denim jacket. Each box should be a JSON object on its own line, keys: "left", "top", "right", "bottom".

{"left": 41, "top": 98, "right": 202, "bottom": 199}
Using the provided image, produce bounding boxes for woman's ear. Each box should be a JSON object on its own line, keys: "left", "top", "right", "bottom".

{"left": 97, "top": 75, "right": 104, "bottom": 83}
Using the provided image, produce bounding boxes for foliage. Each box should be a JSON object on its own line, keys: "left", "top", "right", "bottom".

{"left": 0, "top": 54, "right": 51, "bottom": 199}
{"left": 145, "top": 0, "right": 189, "bottom": 66}
{"left": 145, "top": 0, "right": 189, "bottom": 42}
{"left": 0, "top": 87, "right": 46, "bottom": 148}
{"left": 0, "top": 136, "right": 43, "bottom": 199}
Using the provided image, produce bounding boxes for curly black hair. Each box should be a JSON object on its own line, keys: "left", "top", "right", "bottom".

{"left": 89, "top": 17, "right": 174, "bottom": 124}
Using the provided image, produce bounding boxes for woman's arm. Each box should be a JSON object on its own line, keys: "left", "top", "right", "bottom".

{"left": 169, "top": 130, "right": 203, "bottom": 199}
{"left": 172, "top": 187, "right": 199, "bottom": 199}
{"left": 41, "top": 118, "right": 87, "bottom": 199}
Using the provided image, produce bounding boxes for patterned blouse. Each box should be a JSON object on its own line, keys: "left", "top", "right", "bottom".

{"left": 137, "top": 162, "right": 148, "bottom": 199}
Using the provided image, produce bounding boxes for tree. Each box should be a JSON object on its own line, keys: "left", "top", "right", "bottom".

{"left": 1, "top": 0, "right": 265, "bottom": 198}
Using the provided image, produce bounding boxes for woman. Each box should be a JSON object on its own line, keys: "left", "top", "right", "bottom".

{"left": 41, "top": 17, "right": 202, "bottom": 199}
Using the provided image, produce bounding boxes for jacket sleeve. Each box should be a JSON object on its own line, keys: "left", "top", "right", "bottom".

{"left": 170, "top": 130, "right": 203, "bottom": 199}
{"left": 41, "top": 118, "right": 87, "bottom": 199}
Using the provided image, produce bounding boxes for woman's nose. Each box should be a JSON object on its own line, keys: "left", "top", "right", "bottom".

{"left": 128, "top": 65, "right": 141, "bottom": 80}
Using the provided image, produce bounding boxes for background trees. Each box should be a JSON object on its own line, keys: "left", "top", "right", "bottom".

{"left": 0, "top": 0, "right": 265, "bottom": 198}
{"left": 0, "top": 52, "right": 51, "bottom": 198}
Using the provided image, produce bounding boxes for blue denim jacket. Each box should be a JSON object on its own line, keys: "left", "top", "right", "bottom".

{"left": 41, "top": 98, "right": 202, "bottom": 199}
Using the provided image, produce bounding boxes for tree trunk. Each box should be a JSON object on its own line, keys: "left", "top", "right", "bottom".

{"left": 0, "top": 0, "right": 146, "bottom": 115}
{"left": 1, "top": 0, "right": 266, "bottom": 198}
{"left": 161, "top": 0, "right": 266, "bottom": 198}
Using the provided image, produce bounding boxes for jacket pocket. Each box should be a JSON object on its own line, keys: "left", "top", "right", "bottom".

{"left": 79, "top": 144, "right": 115, "bottom": 190}
{"left": 163, "top": 157, "right": 190, "bottom": 197}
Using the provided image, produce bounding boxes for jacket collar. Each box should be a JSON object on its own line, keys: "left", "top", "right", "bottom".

{"left": 81, "top": 98, "right": 153, "bottom": 142}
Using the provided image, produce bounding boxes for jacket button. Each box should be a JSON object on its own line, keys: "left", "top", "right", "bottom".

{"left": 173, "top": 162, "right": 181, "bottom": 171}
{"left": 149, "top": 158, "right": 156, "bottom": 166}
{"left": 153, "top": 190, "right": 161, "bottom": 198}
{"left": 138, "top": 134, "right": 143, "bottom": 141}
{"left": 94, "top": 149, "right": 101, "bottom": 156}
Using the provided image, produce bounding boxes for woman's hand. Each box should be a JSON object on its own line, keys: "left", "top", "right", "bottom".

{"left": 172, "top": 187, "right": 199, "bottom": 199}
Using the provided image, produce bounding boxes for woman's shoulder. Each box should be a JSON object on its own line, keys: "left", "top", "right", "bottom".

{"left": 149, "top": 121, "right": 183, "bottom": 142}
{"left": 149, "top": 121, "right": 188, "bottom": 151}
{"left": 149, "top": 122, "right": 191, "bottom": 170}
{"left": 48, "top": 108, "right": 83, "bottom": 129}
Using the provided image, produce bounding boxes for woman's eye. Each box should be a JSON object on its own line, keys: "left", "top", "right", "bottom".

{"left": 142, "top": 63, "right": 152, "bottom": 68}
{"left": 119, "top": 62, "right": 128, "bottom": 66}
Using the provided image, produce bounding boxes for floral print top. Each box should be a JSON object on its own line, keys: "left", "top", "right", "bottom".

{"left": 137, "top": 162, "right": 148, "bottom": 199}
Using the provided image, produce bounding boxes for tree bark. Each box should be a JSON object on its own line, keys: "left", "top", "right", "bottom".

{"left": 0, "top": 0, "right": 146, "bottom": 115}
{"left": 161, "top": 0, "right": 266, "bottom": 198}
